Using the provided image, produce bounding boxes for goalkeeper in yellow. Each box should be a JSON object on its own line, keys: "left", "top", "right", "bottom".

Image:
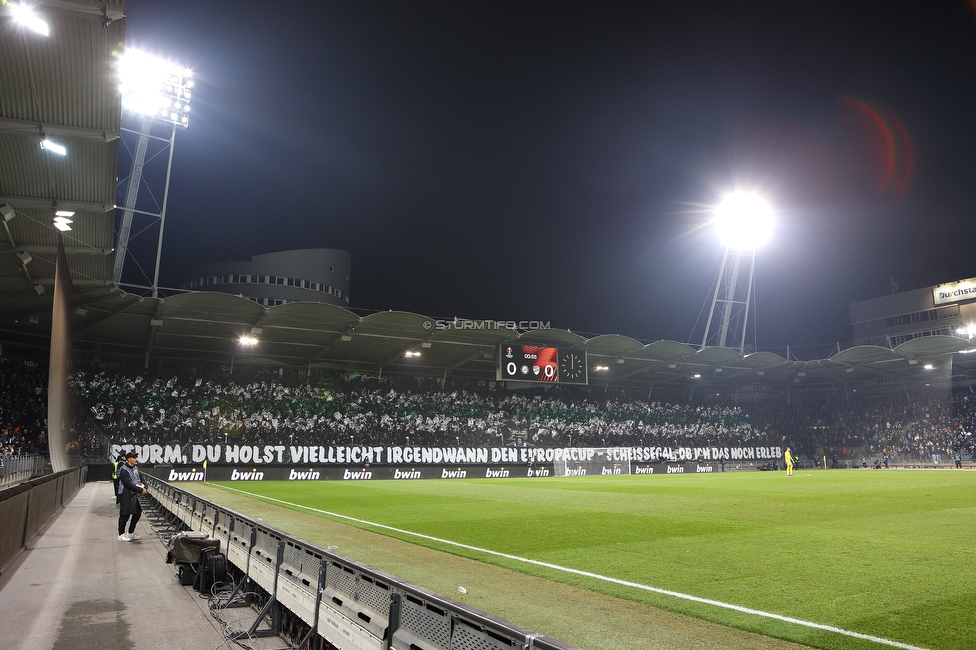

{"left": 784, "top": 447, "right": 795, "bottom": 476}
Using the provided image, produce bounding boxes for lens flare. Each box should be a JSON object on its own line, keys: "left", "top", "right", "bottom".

{"left": 840, "top": 97, "right": 913, "bottom": 195}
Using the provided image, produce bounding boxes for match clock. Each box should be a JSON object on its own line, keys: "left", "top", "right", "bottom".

{"left": 559, "top": 350, "right": 585, "bottom": 381}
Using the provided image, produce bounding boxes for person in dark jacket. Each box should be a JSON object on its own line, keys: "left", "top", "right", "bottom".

{"left": 117, "top": 451, "right": 146, "bottom": 541}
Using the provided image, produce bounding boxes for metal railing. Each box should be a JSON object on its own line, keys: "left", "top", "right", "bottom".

{"left": 142, "top": 474, "right": 579, "bottom": 650}
{"left": 0, "top": 455, "right": 45, "bottom": 486}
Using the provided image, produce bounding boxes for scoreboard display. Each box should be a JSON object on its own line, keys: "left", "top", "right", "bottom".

{"left": 497, "top": 344, "right": 587, "bottom": 385}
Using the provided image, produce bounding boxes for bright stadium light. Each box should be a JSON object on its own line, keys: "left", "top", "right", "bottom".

{"left": 700, "top": 190, "right": 776, "bottom": 354}
{"left": 40, "top": 138, "right": 67, "bottom": 155}
{"left": 53, "top": 216, "right": 72, "bottom": 232}
{"left": 9, "top": 3, "right": 50, "bottom": 36}
{"left": 956, "top": 324, "right": 976, "bottom": 339}
{"left": 117, "top": 49, "right": 193, "bottom": 128}
{"left": 239, "top": 335, "right": 258, "bottom": 346}
{"left": 713, "top": 191, "right": 774, "bottom": 251}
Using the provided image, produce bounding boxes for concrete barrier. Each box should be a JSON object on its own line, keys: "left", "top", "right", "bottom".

{"left": 0, "top": 467, "right": 84, "bottom": 574}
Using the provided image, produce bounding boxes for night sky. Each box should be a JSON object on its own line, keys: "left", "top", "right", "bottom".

{"left": 122, "top": 2, "right": 976, "bottom": 356}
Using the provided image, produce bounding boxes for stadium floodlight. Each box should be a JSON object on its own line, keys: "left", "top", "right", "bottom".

{"left": 700, "top": 191, "right": 775, "bottom": 354}
{"left": 956, "top": 324, "right": 976, "bottom": 339}
{"left": 53, "top": 216, "right": 72, "bottom": 231}
{"left": 113, "top": 48, "right": 193, "bottom": 297}
{"left": 40, "top": 138, "right": 66, "bottom": 155}
{"left": 713, "top": 191, "right": 774, "bottom": 251}
{"left": 55, "top": 210, "right": 75, "bottom": 217}
{"left": 8, "top": 3, "right": 50, "bottom": 36}
{"left": 404, "top": 350, "right": 421, "bottom": 358}
{"left": 239, "top": 335, "right": 258, "bottom": 346}
{"left": 117, "top": 49, "right": 193, "bottom": 128}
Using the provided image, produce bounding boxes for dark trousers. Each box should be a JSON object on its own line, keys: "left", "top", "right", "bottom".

{"left": 118, "top": 499, "right": 142, "bottom": 535}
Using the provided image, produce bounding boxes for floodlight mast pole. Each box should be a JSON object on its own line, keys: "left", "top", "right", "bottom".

{"left": 700, "top": 192, "right": 770, "bottom": 355}
{"left": 112, "top": 114, "right": 153, "bottom": 284}
{"left": 700, "top": 247, "right": 757, "bottom": 355}
{"left": 151, "top": 122, "right": 179, "bottom": 298}
{"left": 113, "top": 51, "right": 191, "bottom": 295}
{"left": 113, "top": 118, "right": 182, "bottom": 293}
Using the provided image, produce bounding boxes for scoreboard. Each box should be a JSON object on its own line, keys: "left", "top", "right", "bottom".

{"left": 497, "top": 344, "right": 587, "bottom": 385}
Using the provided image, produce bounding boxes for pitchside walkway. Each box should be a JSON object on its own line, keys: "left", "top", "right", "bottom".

{"left": 0, "top": 481, "right": 235, "bottom": 650}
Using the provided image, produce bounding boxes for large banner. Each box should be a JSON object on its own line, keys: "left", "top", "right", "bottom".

{"left": 111, "top": 443, "right": 782, "bottom": 466}
{"left": 142, "top": 461, "right": 721, "bottom": 482}
{"left": 144, "top": 464, "right": 557, "bottom": 482}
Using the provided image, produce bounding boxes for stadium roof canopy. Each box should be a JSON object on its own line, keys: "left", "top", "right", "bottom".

{"left": 6, "top": 290, "right": 976, "bottom": 396}
{"left": 1, "top": 0, "right": 125, "bottom": 318}
{"left": 4, "top": 0, "right": 976, "bottom": 398}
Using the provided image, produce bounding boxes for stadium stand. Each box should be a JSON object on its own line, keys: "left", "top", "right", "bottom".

{"left": 47, "top": 361, "right": 974, "bottom": 462}
{"left": 0, "top": 357, "right": 48, "bottom": 457}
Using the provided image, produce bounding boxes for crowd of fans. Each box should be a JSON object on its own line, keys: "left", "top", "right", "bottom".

{"left": 748, "top": 394, "right": 974, "bottom": 459}
{"left": 0, "top": 357, "right": 48, "bottom": 458}
{"left": 2, "top": 357, "right": 974, "bottom": 460}
{"left": 66, "top": 365, "right": 767, "bottom": 450}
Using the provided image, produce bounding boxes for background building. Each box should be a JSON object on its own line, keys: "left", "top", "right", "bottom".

{"left": 849, "top": 276, "right": 976, "bottom": 346}
{"left": 183, "top": 249, "right": 351, "bottom": 307}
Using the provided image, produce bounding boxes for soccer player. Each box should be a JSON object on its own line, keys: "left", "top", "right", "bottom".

{"left": 784, "top": 447, "right": 795, "bottom": 476}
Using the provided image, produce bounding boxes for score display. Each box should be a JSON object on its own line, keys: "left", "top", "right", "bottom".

{"left": 497, "top": 344, "right": 587, "bottom": 385}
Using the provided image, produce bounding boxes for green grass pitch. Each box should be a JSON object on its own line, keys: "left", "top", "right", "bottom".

{"left": 210, "top": 470, "right": 976, "bottom": 650}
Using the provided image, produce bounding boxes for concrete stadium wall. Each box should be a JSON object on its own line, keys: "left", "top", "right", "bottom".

{"left": 0, "top": 467, "right": 85, "bottom": 575}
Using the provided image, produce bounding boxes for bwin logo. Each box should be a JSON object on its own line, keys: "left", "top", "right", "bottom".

{"left": 231, "top": 469, "right": 265, "bottom": 481}
{"left": 167, "top": 468, "right": 204, "bottom": 481}
{"left": 342, "top": 469, "right": 372, "bottom": 480}
{"left": 288, "top": 469, "right": 320, "bottom": 480}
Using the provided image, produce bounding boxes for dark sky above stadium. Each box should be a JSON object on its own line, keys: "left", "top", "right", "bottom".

{"left": 124, "top": 1, "right": 976, "bottom": 356}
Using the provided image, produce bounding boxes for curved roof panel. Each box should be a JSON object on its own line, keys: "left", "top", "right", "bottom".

{"left": 1, "top": 0, "right": 124, "bottom": 300}
{"left": 583, "top": 334, "right": 645, "bottom": 357}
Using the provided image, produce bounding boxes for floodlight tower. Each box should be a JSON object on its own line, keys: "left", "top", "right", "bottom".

{"left": 700, "top": 192, "right": 774, "bottom": 354}
{"left": 113, "top": 50, "right": 192, "bottom": 297}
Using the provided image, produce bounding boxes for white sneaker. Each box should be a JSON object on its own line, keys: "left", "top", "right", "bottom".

{"left": 127, "top": 533, "right": 142, "bottom": 541}
{"left": 118, "top": 534, "right": 132, "bottom": 542}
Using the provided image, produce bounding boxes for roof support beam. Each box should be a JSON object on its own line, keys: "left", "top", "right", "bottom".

{"left": 45, "top": 0, "right": 125, "bottom": 21}
{"left": 73, "top": 297, "right": 143, "bottom": 334}
{"left": 2, "top": 244, "right": 113, "bottom": 256}
{"left": 144, "top": 302, "right": 165, "bottom": 369}
{"left": 0, "top": 117, "right": 118, "bottom": 142}
{"left": 0, "top": 195, "right": 114, "bottom": 213}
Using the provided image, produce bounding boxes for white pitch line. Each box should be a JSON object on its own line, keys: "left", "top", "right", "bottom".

{"left": 213, "top": 483, "right": 927, "bottom": 650}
